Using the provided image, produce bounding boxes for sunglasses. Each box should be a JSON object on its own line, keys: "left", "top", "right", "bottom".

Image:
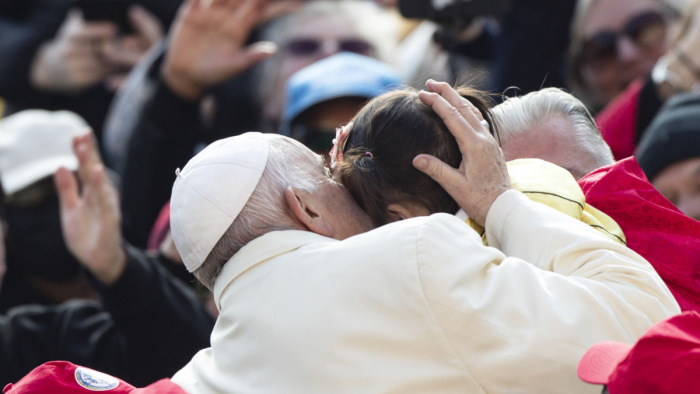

{"left": 579, "top": 10, "right": 667, "bottom": 68}
{"left": 284, "top": 38, "right": 374, "bottom": 57}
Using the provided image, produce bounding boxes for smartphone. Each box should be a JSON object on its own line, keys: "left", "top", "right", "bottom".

{"left": 75, "top": 0, "right": 135, "bottom": 34}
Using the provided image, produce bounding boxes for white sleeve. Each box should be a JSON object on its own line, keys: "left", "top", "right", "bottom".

{"left": 415, "top": 192, "right": 679, "bottom": 393}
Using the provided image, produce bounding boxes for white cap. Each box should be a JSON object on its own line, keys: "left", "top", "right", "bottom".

{"left": 0, "top": 110, "right": 88, "bottom": 194}
{"left": 170, "top": 132, "right": 270, "bottom": 272}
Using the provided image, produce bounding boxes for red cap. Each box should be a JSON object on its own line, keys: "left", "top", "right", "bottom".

{"left": 578, "top": 311, "right": 700, "bottom": 393}
{"left": 3, "top": 361, "right": 185, "bottom": 394}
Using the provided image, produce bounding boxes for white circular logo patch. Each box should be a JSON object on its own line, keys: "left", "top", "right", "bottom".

{"left": 74, "top": 367, "right": 120, "bottom": 391}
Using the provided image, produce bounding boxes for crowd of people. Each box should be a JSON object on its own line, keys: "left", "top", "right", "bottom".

{"left": 1, "top": 0, "right": 700, "bottom": 392}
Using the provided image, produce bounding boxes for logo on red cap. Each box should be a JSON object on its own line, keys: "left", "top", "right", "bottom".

{"left": 74, "top": 367, "right": 120, "bottom": 391}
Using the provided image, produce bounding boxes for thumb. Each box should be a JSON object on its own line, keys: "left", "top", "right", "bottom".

{"left": 228, "top": 42, "right": 277, "bottom": 73}
{"left": 413, "top": 154, "right": 460, "bottom": 195}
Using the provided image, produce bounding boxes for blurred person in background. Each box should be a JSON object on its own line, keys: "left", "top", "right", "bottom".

{"left": 0, "top": 0, "right": 173, "bottom": 139}
{"left": 281, "top": 52, "right": 404, "bottom": 155}
{"left": 106, "top": 0, "right": 401, "bottom": 248}
{"left": 571, "top": 0, "right": 700, "bottom": 159}
{"left": 636, "top": 92, "right": 700, "bottom": 221}
{"left": 0, "top": 110, "right": 95, "bottom": 312}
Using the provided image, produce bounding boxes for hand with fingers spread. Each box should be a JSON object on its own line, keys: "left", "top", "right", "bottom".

{"left": 30, "top": 9, "right": 118, "bottom": 93}
{"left": 54, "top": 133, "right": 125, "bottom": 285}
{"left": 163, "top": 0, "right": 277, "bottom": 100}
{"left": 413, "top": 80, "right": 512, "bottom": 226}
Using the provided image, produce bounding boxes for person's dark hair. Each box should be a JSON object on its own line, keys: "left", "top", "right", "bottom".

{"left": 336, "top": 86, "right": 497, "bottom": 226}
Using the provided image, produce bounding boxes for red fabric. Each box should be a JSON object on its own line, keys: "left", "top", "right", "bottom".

{"left": 606, "top": 311, "right": 700, "bottom": 393}
{"left": 578, "top": 311, "right": 700, "bottom": 392}
{"left": 147, "top": 201, "right": 171, "bottom": 251}
{"left": 3, "top": 361, "right": 185, "bottom": 394}
{"left": 579, "top": 157, "right": 700, "bottom": 312}
{"left": 595, "top": 79, "right": 643, "bottom": 161}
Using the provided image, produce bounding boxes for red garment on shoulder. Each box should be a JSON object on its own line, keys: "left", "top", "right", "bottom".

{"left": 579, "top": 157, "right": 700, "bottom": 312}
{"left": 3, "top": 361, "right": 186, "bottom": 394}
{"left": 595, "top": 79, "right": 643, "bottom": 160}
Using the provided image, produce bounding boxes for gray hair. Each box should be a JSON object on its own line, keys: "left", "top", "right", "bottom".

{"left": 193, "top": 138, "right": 321, "bottom": 291}
{"left": 493, "top": 88, "right": 614, "bottom": 173}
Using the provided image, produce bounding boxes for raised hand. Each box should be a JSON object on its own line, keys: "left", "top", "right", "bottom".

{"left": 54, "top": 133, "right": 126, "bottom": 285}
{"left": 162, "top": 0, "right": 277, "bottom": 100}
{"left": 413, "top": 80, "right": 512, "bottom": 226}
{"left": 30, "top": 10, "right": 117, "bottom": 93}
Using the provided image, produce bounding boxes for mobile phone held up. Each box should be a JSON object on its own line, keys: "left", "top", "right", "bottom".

{"left": 75, "top": 0, "right": 135, "bottom": 35}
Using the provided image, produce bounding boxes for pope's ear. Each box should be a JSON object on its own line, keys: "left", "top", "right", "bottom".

{"left": 284, "top": 186, "right": 334, "bottom": 237}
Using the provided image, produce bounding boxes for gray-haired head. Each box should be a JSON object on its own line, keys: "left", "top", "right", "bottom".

{"left": 493, "top": 87, "right": 614, "bottom": 180}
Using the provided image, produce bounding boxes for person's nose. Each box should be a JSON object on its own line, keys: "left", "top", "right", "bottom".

{"left": 617, "top": 35, "right": 643, "bottom": 63}
{"left": 319, "top": 40, "right": 341, "bottom": 58}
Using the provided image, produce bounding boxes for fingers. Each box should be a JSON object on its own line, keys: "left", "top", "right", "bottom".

{"left": 417, "top": 90, "right": 475, "bottom": 151}
{"left": 128, "top": 5, "right": 163, "bottom": 46}
{"left": 412, "top": 154, "right": 461, "bottom": 197}
{"left": 54, "top": 166, "right": 80, "bottom": 211}
{"left": 222, "top": 41, "right": 277, "bottom": 74}
{"left": 73, "top": 132, "right": 104, "bottom": 187}
{"left": 425, "top": 79, "right": 485, "bottom": 133}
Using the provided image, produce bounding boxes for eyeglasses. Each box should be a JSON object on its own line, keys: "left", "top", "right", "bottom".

{"left": 284, "top": 38, "right": 374, "bottom": 57}
{"left": 578, "top": 10, "right": 667, "bottom": 68}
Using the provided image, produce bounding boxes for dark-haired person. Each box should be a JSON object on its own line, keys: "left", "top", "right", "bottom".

{"left": 334, "top": 83, "right": 624, "bottom": 244}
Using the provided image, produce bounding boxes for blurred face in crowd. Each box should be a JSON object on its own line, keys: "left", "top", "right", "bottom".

{"left": 651, "top": 157, "right": 700, "bottom": 221}
{"left": 577, "top": 0, "right": 671, "bottom": 106}
{"left": 262, "top": 13, "right": 375, "bottom": 125}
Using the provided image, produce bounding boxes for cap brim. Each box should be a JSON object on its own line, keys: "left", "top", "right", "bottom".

{"left": 577, "top": 341, "right": 633, "bottom": 384}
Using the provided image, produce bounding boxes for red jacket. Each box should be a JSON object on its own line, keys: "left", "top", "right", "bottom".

{"left": 579, "top": 157, "right": 700, "bottom": 312}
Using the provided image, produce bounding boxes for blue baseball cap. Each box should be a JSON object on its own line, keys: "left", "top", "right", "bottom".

{"left": 281, "top": 52, "right": 403, "bottom": 133}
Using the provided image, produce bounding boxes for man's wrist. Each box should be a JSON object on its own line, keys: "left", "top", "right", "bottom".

{"left": 92, "top": 247, "right": 128, "bottom": 286}
{"left": 162, "top": 65, "right": 205, "bottom": 101}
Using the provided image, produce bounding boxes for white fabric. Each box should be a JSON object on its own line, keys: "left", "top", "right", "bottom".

{"left": 0, "top": 110, "right": 87, "bottom": 194}
{"left": 172, "top": 190, "right": 678, "bottom": 393}
{"left": 170, "top": 132, "right": 269, "bottom": 272}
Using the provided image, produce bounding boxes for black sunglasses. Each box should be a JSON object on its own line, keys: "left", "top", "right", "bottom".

{"left": 579, "top": 10, "right": 667, "bottom": 68}
{"left": 284, "top": 38, "right": 374, "bottom": 57}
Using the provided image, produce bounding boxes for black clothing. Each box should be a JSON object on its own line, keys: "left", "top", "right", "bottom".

{"left": 0, "top": 244, "right": 214, "bottom": 386}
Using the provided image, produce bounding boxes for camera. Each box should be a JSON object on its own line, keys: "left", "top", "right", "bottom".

{"left": 398, "top": 0, "right": 511, "bottom": 28}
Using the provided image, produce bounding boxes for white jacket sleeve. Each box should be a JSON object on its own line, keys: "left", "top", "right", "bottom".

{"left": 416, "top": 191, "right": 679, "bottom": 393}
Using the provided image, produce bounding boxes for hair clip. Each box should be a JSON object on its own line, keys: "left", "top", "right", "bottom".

{"left": 329, "top": 122, "right": 353, "bottom": 169}
{"left": 365, "top": 151, "right": 374, "bottom": 159}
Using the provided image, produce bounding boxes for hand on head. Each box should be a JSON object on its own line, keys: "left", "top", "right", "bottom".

{"left": 162, "top": 0, "right": 277, "bottom": 100}
{"left": 54, "top": 132, "right": 126, "bottom": 285}
{"left": 413, "top": 80, "right": 512, "bottom": 226}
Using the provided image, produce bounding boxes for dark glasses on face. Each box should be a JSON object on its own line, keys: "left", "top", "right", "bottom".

{"left": 284, "top": 38, "right": 374, "bottom": 57}
{"left": 579, "top": 10, "right": 667, "bottom": 68}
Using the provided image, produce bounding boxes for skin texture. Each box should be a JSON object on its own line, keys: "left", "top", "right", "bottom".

{"left": 500, "top": 116, "right": 600, "bottom": 180}
{"left": 412, "top": 80, "right": 513, "bottom": 227}
{"left": 578, "top": 0, "right": 669, "bottom": 106}
{"left": 282, "top": 137, "right": 374, "bottom": 239}
{"left": 30, "top": 6, "right": 162, "bottom": 93}
{"left": 54, "top": 133, "right": 126, "bottom": 286}
{"left": 651, "top": 156, "right": 700, "bottom": 221}
{"left": 162, "top": 0, "right": 276, "bottom": 100}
